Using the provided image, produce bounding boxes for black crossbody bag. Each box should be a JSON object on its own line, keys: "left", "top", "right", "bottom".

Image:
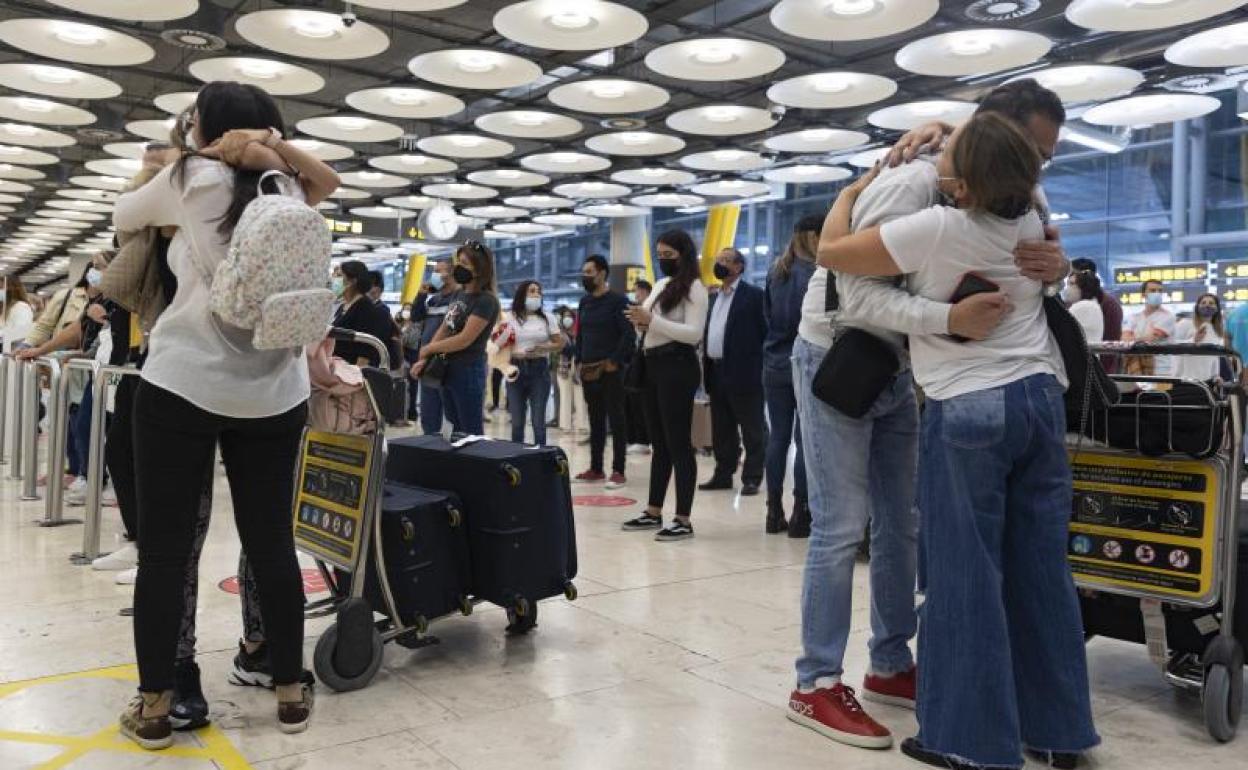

{"left": 810, "top": 273, "right": 900, "bottom": 418}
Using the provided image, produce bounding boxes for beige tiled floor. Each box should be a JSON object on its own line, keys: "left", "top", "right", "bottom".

{"left": 0, "top": 418, "right": 1244, "bottom": 769}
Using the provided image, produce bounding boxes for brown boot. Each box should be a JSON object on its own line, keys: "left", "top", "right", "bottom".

{"left": 766, "top": 499, "right": 789, "bottom": 534}
{"left": 120, "top": 690, "right": 174, "bottom": 750}
{"left": 788, "top": 498, "right": 811, "bottom": 539}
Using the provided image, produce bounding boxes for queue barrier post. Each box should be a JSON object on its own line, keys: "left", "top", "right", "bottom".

{"left": 6, "top": 357, "right": 22, "bottom": 480}
{"left": 0, "top": 354, "right": 9, "bottom": 466}
{"left": 20, "top": 360, "right": 41, "bottom": 501}
{"left": 43, "top": 358, "right": 89, "bottom": 528}
{"left": 71, "top": 365, "right": 136, "bottom": 564}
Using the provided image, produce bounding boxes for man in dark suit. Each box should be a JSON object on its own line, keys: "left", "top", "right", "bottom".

{"left": 700, "top": 248, "right": 769, "bottom": 496}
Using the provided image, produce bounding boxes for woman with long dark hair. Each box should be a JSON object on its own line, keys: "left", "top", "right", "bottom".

{"left": 332, "top": 260, "right": 395, "bottom": 367}
{"left": 506, "top": 280, "right": 562, "bottom": 445}
{"left": 112, "top": 81, "right": 340, "bottom": 748}
{"left": 1174, "top": 292, "right": 1228, "bottom": 381}
{"left": 621, "top": 229, "right": 708, "bottom": 541}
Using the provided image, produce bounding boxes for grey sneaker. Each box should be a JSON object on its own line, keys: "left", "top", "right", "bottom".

{"left": 655, "top": 520, "right": 694, "bottom": 541}
{"left": 277, "top": 679, "right": 315, "bottom": 734}
{"left": 119, "top": 691, "right": 174, "bottom": 750}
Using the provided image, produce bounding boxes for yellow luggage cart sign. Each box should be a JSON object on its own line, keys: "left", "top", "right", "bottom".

{"left": 293, "top": 431, "right": 373, "bottom": 570}
{"left": 1068, "top": 450, "right": 1220, "bottom": 605}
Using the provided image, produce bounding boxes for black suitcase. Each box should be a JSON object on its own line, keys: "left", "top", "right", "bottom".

{"left": 1083, "top": 383, "right": 1225, "bottom": 459}
{"left": 386, "top": 436, "right": 578, "bottom": 630}
{"left": 346, "top": 482, "right": 472, "bottom": 631}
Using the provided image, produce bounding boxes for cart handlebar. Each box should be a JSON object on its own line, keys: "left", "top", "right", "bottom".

{"left": 325, "top": 328, "right": 390, "bottom": 372}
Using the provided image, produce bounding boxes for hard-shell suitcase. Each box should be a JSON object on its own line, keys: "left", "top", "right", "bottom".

{"left": 386, "top": 436, "right": 578, "bottom": 630}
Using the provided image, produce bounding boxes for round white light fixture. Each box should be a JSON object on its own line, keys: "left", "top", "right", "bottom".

{"left": 296, "top": 115, "right": 404, "bottom": 143}
{"left": 421, "top": 183, "right": 499, "bottom": 200}
{"left": 666, "top": 105, "right": 778, "bottom": 137}
{"left": 339, "top": 171, "right": 409, "bottom": 189}
{"left": 0, "top": 96, "right": 95, "bottom": 126}
{"left": 0, "top": 145, "right": 59, "bottom": 165}
{"left": 1166, "top": 21, "right": 1248, "bottom": 68}
{"left": 46, "top": 199, "right": 112, "bottom": 213}
{"left": 235, "top": 9, "right": 390, "bottom": 60}
{"left": 462, "top": 205, "right": 529, "bottom": 219}
{"left": 764, "top": 127, "right": 870, "bottom": 154}
{"left": 0, "top": 63, "right": 121, "bottom": 100}
{"left": 345, "top": 87, "right": 465, "bottom": 120}
{"left": 679, "top": 149, "right": 772, "bottom": 172}
{"left": 610, "top": 168, "right": 696, "bottom": 186}
{"left": 286, "top": 139, "right": 354, "bottom": 162}
{"left": 770, "top": 0, "right": 939, "bottom": 41}
{"left": 494, "top": 222, "right": 555, "bottom": 235}
{"left": 493, "top": 0, "right": 648, "bottom": 50}
{"left": 57, "top": 188, "right": 116, "bottom": 202}
{"left": 646, "top": 38, "right": 786, "bottom": 82}
{"left": 521, "top": 152, "right": 611, "bottom": 174}
{"left": 585, "top": 131, "right": 686, "bottom": 156}
{"left": 125, "top": 118, "right": 177, "bottom": 142}
{"left": 1008, "top": 65, "right": 1144, "bottom": 104}
{"left": 504, "top": 194, "right": 575, "bottom": 210}
{"left": 350, "top": 0, "right": 466, "bottom": 9}
{"left": 896, "top": 29, "right": 1052, "bottom": 77}
{"left": 848, "top": 147, "right": 890, "bottom": 168}
{"left": 547, "top": 79, "right": 670, "bottom": 114}
{"left": 474, "top": 111, "right": 582, "bottom": 139}
{"left": 0, "top": 19, "right": 155, "bottom": 66}
{"left": 0, "top": 163, "right": 44, "bottom": 181}
{"left": 189, "top": 57, "right": 325, "bottom": 96}
{"left": 327, "top": 187, "right": 372, "bottom": 201}
{"left": 533, "top": 213, "right": 597, "bottom": 227}
{"left": 383, "top": 195, "right": 437, "bottom": 210}
{"left": 70, "top": 174, "right": 126, "bottom": 191}
{"left": 409, "top": 49, "right": 543, "bottom": 90}
{"left": 45, "top": 0, "right": 198, "bottom": 21}
{"left": 767, "top": 71, "right": 898, "bottom": 109}
{"left": 1066, "top": 0, "right": 1247, "bottom": 32}
{"left": 350, "top": 205, "right": 418, "bottom": 219}
{"left": 35, "top": 208, "right": 103, "bottom": 221}
{"left": 555, "top": 180, "right": 633, "bottom": 198}
{"left": 0, "top": 123, "right": 74, "bottom": 148}
{"left": 764, "top": 165, "right": 854, "bottom": 184}
{"left": 417, "top": 134, "right": 515, "bottom": 159}
{"left": 691, "top": 179, "right": 772, "bottom": 198}
{"left": 103, "top": 141, "right": 147, "bottom": 160}
{"left": 867, "top": 100, "right": 977, "bottom": 131}
{"left": 1082, "top": 92, "right": 1221, "bottom": 126}
{"left": 0, "top": 180, "right": 33, "bottom": 194}
{"left": 467, "top": 169, "right": 550, "bottom": 188}
{"left": 369, "top": 154, "right": 459, "bottom": 175}
{"left": 632, "top": 192, "right": 705, "bottom": 208}
{"left": 153, "top": 91, "right": 197, "bottom": 115}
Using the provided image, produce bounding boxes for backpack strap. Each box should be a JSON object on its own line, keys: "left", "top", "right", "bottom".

{"left": 823, "top": 269, "right": 839, "bottom": 313}
{"left": 257, "top": 170, "right": 294, "bottom": 197}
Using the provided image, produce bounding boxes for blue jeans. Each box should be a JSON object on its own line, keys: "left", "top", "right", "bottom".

{"left": 917, "top": 374, "right": 1098, "bottom": 768}
{"left": 419, "top": 379, "right": 444, "bottom": 436}
{"left": 763, "top": 367, "right": 806, "bottom": 502}
{"left": 507, "top": 359, "right": 552, "bottom": 446}
{"left": 792, "top": 337, "right": 919, "bottom": 687}
{"left": 440, "top": 357, "right": 487, "bottom": 436}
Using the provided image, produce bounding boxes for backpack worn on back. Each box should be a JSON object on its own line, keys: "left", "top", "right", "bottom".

{"left": 211, "top": 171, "right": 334, "bottom": 350}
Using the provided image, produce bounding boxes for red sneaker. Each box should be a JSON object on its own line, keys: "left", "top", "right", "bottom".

{"left": 604, "top": 472, "right": 626, "bottom": 490}
{"left": 787, "top": 684, "right": 893, "bottom": 749}
{"left": 574, "top": 470, "right": 605, "bottom": 483}
{"left": 862, "top": 666, "right": 916, "bottom": 710}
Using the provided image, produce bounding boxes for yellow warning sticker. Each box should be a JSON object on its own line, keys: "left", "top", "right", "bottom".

{"left": 293, "top": 430, "right": 374, "bottom": 570}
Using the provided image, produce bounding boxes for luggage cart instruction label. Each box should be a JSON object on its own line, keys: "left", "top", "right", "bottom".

{"left": 293, "top": 431, "right": 373, "bottom": 570}
{"left": 1067, "top": 450, "right": 1220, "bottom": 603}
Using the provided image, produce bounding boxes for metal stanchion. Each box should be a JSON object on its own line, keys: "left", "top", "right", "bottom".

{"left": 39, "top": 357, "right": 80, "bottom": 528}
{"left": 7, "top": 359, "right": 22, "bottom": 480}
{"left": 20, "top": 360, "right": 39, "bottom": 500}
{"left": 71, "top": 364, "right": 136, "bottom": 565}
{"left": 0, "top": 355, "right": 9, "bottom": 466}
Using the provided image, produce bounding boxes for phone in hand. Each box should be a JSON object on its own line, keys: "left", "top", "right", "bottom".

{"left": 948, "top": 272, "right": 1000, "bottom": 343}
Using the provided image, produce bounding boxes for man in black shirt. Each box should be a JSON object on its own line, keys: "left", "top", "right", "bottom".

{"left": 574, "top": 254, "right": 635, "bottom": 489}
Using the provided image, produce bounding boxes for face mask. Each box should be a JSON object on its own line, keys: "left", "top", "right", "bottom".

{"left": 1060, "top": 285, "right": 1080, "bottom": 304}
{"left": 185, "top": 129, "right": 199, "bottom": 152}
{"left": 86, "top": 268, "right": 102, "bottom": 287}
{"left": 452, "top": 265, "right": 474, "bottom": 285}
{"left": 712, "top": 263, "right": 732, "bottom": 281}
{"left": 332, "top": 277, "right": 344, "bottom": 296}
{"left": 581, "top": 276, "right": 597, "bottom": 293}
{"left": 525, "top": 296, "right": 542, "bottom": 312}
{"left": 429, "top": 272, "right": 444, "bottom": 289}
{"left": 658, "top": 258, "right": 679, "bottom": 277}
{"left": 561, "top": 316, "right": 574, "bottom": 330}
{"left": 1146, "top": 291, "right": 1164, "bottom": 307}
{"left": 1198, "top": 304, "right": 1217, "bottom": 319}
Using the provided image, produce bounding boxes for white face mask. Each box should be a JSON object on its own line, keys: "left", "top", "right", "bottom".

{"left": 1061, "top": 285, "right": 1080, "bottom": 304}
{"left": 561, "top": 316, "right": 574, "bottom": 329}
{"left": 525, "top": 296, "right": 542, "bottom": 312}
{"left": 86, "top": 267, "right": 103, "bottom": 287}
{"left": 1146, "top": 291, "right": 1164, "bottom": 307}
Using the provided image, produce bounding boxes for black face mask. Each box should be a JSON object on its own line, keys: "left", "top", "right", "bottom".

{"left": 712, "top": 263, "right": 732, "bottom": 281}
{"left": 581, "top": 275, "right": 598, "bottom": 293}
{"left": 452, "top": 265, "right": 474, "bottom": 285}
{"left": 658, "top": 258, "right": 679, "bottom": 277}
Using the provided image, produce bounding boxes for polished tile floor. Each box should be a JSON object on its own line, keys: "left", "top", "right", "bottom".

{"left": 0, "top": 416, "right": 1244, "bottom": 769}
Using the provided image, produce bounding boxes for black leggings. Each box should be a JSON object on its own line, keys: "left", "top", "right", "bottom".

{"left": 642, "top": 347, "right": 701, "bottom": 518}
{"left": 132, "top": 381, "right": 306, "bottom": 692}
{"left": 106, "top": 375, "right": 139, "bottom": 539}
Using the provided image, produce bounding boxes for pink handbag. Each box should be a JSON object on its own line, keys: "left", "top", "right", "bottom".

{"left": 305, "top": 338, "right": 376, "bottom": 435}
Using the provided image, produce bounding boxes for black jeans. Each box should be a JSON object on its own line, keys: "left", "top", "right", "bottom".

{"left": 626, "top": 387, "right": 649, "bottom": 446}
{"left": 583, "top": 367, "right": 627, "bottom": 474}
{"left": 106, "top": 374, "right": 139, "bottom": 540}
{"left": 132, "top": 381, "right": 306, "bottom": 692}
{"left": 642, "top": 346, "right": 701, "bottom": 518}
{"left": 707, "top": 362, "right": 769, "bottom": 486}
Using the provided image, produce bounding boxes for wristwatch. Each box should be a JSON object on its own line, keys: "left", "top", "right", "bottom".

{"left": 263, "top": 127, "right": 283, "bottom": 149}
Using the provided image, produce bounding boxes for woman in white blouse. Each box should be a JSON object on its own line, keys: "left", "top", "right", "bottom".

{"left": 1173, "top": 293, "right": 1228, "bottom": 382}
{"left": 622, "top": 229, "right": 708, "bottom": 541}
{"left": 1, "top": 276, "right": 33, "bottom": 354}
{"left": 505, "top": 280, "right": 563, "bottom": 445}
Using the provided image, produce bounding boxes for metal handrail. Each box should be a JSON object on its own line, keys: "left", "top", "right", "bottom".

{"left": 40, "top": 357, "right": 94, "bottom": 529}
{"left": 0, "top": 354, "right": 9, "bottom": 466}
{"left": 72, "top": 364, "right": 140, "bottom": 564}
{"left": 5, "top": 355, "right": 21, "bottom": 479}
{"left": 23, "top": 358, "right": 62, "bottom": 504}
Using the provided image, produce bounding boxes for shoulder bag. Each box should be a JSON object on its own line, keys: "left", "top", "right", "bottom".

{"left": 810, "top": 272, "right": 901, "bottom": 418}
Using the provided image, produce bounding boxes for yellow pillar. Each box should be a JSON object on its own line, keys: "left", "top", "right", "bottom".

{"left": 699, "top": 204, "right": 741, "bottom": 287}
{"left": 401, "top": 253, "right": 427, "bottom": 305}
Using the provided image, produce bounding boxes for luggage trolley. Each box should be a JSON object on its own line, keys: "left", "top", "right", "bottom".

{"left": 292, "top": 329, "right": 470, "bottom": 692}
{"left": 1069, "top": 342, "right": 1245, "bottom": 742}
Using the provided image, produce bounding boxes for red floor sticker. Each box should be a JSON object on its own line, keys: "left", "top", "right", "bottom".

{"left": 574, "top": 495, "right": 637, "bottom": 507}
{"left": 219, "top": 568, "right": 328, "bottom": 595}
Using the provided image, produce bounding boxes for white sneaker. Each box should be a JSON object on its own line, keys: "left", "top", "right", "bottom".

{"left": 115, "top": 567, "right": 138, "bottom": 586}
{"left": 93, "top": 542, "right": 138, "bottom": 571}
{"left": 627, "top": 444, "right": 651, "bottom": 455}
{"left": 65, "top": 476, "right": 87, "bottom": 507}
{"left": 102, "top": 483, "right": 118, "bottom": 507}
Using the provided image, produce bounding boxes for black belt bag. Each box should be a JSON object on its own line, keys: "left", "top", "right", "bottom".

{"left": 643, "top": 341, "right": 696, "bottom": 359}
{"left": 812, "top": 327, "right": 900, "bottom": 418}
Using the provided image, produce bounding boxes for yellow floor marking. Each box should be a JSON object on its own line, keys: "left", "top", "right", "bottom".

{"left": 0, "top": 664, "right": 255, "bottom": 769}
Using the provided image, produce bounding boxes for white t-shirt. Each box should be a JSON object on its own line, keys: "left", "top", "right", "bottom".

{"left": 1069, "top": 300, "right": 1104, "bottom": 343}
{"left": 1, "top": 301, "right": 33, "bottom": 354}
{"left": 643, "top": 277, "right": 708, "bottom": 349}
{"left": 1125, "top": 307, "right": 1177, "bottom": 377}
{"left": 880, "top": 205, "right": 1065, "bottom": 401}
{"left": 1173, "top": 318, "right": 1226, "bottom": 382}
{"left": 512, "top": 312, "right": 559, "bottom": 356}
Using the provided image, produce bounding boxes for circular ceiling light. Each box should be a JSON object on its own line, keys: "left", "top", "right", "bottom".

{"left": 103, "top": 141, "right": 147, "bottom": 159}
{"left": 547, "top": 79, "right": 670, "bottom": 114}
{"left": 770, "top": 0, "right": 939, "bottom": 41}
{"left": 585, "top": 131, "right": 686, "bottom": 156}
{"left": 867, "top": 100, "right": 977, "bottom": 131}
{"left": 520, "top": 152, "right": 611, "bottom": 174}
{"left": 632, "top": 192, "right": 705, "bottom": 208}
{"left": 1082, "top": 92, "right": 1221, "bottom": 126}
{"left": 764, "top": 165, "right": 853, "bottom": 184}
{"left": 0, "top": 163, "right": 45, "bottom": 180}
{"left": 965, "top": 0, "right": 1041, "bottom": 21}
{"left": 691, "top": 179, "right": 772, "bottom": 198}
{"left": 467, "top": 169, "right": 550, "bottom": 188}
{"left": 370, "top": 154, "right": 458, "bottom": 175}
{"left": 493, "top": 222, "right": 555, "bottom": 235}
{"left": 35, "top": 208, "right": 104, "bottom": 221}
{"left": 125, "top": 118, "right": 177, "bottom": 142}
{"left": 764, "top": 127, "right": 870, "bottom": 154}
{"left": 1166, "top": 21, "right": 1248, "bottom": 68}
{"left": 475, "top": 110, "right": 582, "bottom": 139}
{"left": 409, "top": 49, "right": 543, "bottom": 90}
{"left": 46, "top": 198, "right": 112, "bottom": 213}
{"left": 646, "top": 38, "right": 786, "bottom": 82}
{"left": 346, "top": 87, "right": 465, "bottom": 120}
{"left": 679, "top": 149, "right": 772, "bottom": 172}
{"left": 555, "top": 180, "right": 633, "bottom": 198}
{"left": 70, "top": 174, "right": 127, "bottom": 191}
{"left": 533, "top": 213, "right": 597, "bottom": 227}
{"left": 45, "top": 0, "right": 198, "bottom": 21}
{"left": 0, "top": 145, "right": 59, "bottom": 165}
{"left": 422, "top": 182, "right": 499, "bottom": 200}
{"left": 189, "top": 57, "right": 325, "bottom": 96}
{"left": 350, "top": 0, "right": 467, "bottom": 9}
{"left": 493, "top": 0, "right": 648, "bottom": 50}
{"left": 57, "top": 188, "right": 116, "bottom": 202}
{"left": 417, "top": 134, "right": 515, "bottom": 159}
{"left": 0, "top": 63, "right": 121, "bottom": 100}
{"left": 896, "top": 29, "right": 1051, "bottom": 77}
{"left": 350, "top": 205, "right": 417, "bottom": 219}
{"left": 0, "top": 123, "right": 75, "bottom": 148}
{"left": 848, "top": 147, "right": 890, "bottom": 168}
{"left": 328, "top": 187, "right": 372, "bottom": 200}
{"left": 666, "top": 105, "right": 778, "bottom": 137}
{"left": 296, "top": 115, "right": 404, "bottom": 143}
{"left": 153, "top": 91, "right": 197, "bottom": 115}
{"left": 0, "top": 96, "right": 95, "bottom": 126}
{"left": 610, "top": 168, "right": 696, "bottom": 186}
{"left": 383, "top": 195, "right": 437, "bottom": 210}
{"left": 767, "top": 71, "right": 897, "bottom": 110}
{"left": 462, "top": 205, "right": 528, "bottom": 219}
{"left": 339, "top": 171, "right": 409, "bottom": 189}
{"left": 0, "top": 19, "right": 154, "bottom": 66}
{"left": 504, "top": 194, "right": 575, "bottom": 210}
{"left": 235, "top": 9, "right": 389, "bottom": 60}
{"left": 1008, "top": 64, "right": 1144, "bottom": 104}
{"left": 1066, "top": 0, "right": 1247, "bottom": 31}
{"left": 286, "top": 139, "right": 354, "bottom": 162}
{"left": 0, "top": 180, "right": 33, "bottom": 194}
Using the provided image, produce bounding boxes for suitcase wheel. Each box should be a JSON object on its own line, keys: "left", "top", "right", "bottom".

{"left": 401, "top": 520, "right": 416, "bottom": 543}
{"left": 563, "top": 582, "right": 578, "bottom": 601}
{"left": 447, "top": 505, "right": 462, "bottom": 528}
{"left": 555, "top": 455, "right": 569, "bottom": 477}
{"left": 501, "top": 463, "right": 522, "bottom": 487}
{"left": 458, "top": 595, "right": 473, "bottom": 616}
{"left": 313, "top": 619, "right": 383, "bottom": 693}
{"left": 505, "top": 597, "right": 537, "bottom": 636}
